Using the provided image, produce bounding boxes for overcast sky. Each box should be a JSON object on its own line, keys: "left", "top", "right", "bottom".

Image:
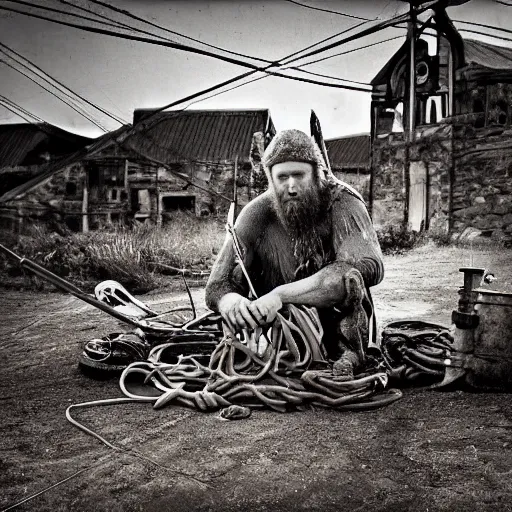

{"left": 0, "top": 0, "right": 510, "bottom": 139}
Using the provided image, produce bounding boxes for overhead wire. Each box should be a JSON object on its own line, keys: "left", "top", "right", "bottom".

{"left": 0, "top": 95, "right": 46, "bottom": 123}
{"left": 453, "top": 19, "right": 512, "bottom": 37}
{"left": 283, "top": 0, "right": 374, "bottom": 21}
{"left": 0, "top": 97, "right": 41, "bottom": 124}
{"left": 86, "top": 0, "right": 275, "bottom": 64}
{"left": 3, "top": 1, "right": 284, "bottom": 70}
{"left": 0, "top": 58, "right": 108, "bottom": 131}
{"left": 0, "top": 42, "right": 128, "bottom": 125}
{"left": 280, "top": 10, "right": 410, "bottom": 65}
{"left": 25, "top": 1, "right": 376, "bottom": 91}
{"left": 0, "top": 2, "right": 412, "bottom": 91}
{"left": 288, "top": 35, "right": 405, "bottom": 69}
{"left": 11, "top": 0, "right": 138, "bottom": 31}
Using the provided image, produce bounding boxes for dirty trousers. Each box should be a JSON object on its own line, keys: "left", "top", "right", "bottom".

{"left": 317, "top": 268, "right": 373, "bottom": 372}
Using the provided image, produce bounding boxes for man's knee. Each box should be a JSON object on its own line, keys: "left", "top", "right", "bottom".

{"left": 341, "top": 268, "right": 366, "bottom": 309}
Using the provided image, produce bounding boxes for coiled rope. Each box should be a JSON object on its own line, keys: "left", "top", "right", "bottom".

{"left": 67, "top": 305, "right": 402, "bottom": 448}
{"left": 381, "top": 320, "right": 454, "bottom": 385}
{"left": 118, "top": 305, "right": 401, "bottom": 412}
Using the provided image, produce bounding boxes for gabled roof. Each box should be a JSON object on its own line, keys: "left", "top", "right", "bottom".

{"left": 0, "top": 125, "right": 130, "bottom": 203}
{"left": 0, "top": 123, "right": 93, "bottom": 168}
{"left": 371, "top": 36, "right": 512, "bottom": 87}
{"left": 325, "top": 134, "right": 370, "bottom": 170}
{"left": 125, "top": 108, "right": 275, "bottom": 163}
{"left": 0, "top": 109, "right": 276, "bottom": 203}
{"left": 463, "top": 39, "right": 512, "bottom": 71}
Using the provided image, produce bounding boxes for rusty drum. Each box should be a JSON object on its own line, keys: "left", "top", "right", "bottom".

{"left": 468, "top": 289, "right": 512, "bottom": 390}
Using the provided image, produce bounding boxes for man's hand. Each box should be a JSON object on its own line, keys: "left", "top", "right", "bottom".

{"left": 247, "top": 292, "right": 282, "bottom": 326}
{"left": 217, "top": 292, "right": 260, "bottom": 333}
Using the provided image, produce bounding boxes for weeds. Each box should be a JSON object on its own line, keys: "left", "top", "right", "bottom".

{"left": 376, "top": 224, "right": 426, "bottom": 255}
{"left": 0, "top": 211, "right": 226, "bottom": 292}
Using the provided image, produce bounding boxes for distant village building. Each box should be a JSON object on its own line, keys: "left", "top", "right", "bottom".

{"left": 370, "top": 6, "right": 512, "bottom": 240}
{"left": 0, "top": 109, "right": 276, "bottom": 232}
{"left": 325, "top": 134, "right": 370, "bottom": 202}
{"left": 0, "top": 123, "right": 92, "bottom": 230}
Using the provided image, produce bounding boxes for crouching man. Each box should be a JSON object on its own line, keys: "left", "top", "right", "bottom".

{"left": 205, "top": 129, "right": 384, "bottom": 379}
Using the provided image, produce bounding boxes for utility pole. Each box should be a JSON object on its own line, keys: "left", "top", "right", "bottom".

{"left": 407, "top": 0, "right": 417, "bottom": 143}
{"left": 404, "top": 0, "right": 417, "bottom": 228}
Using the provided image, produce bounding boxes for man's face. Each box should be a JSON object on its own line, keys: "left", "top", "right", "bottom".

{"left": 271, "top": 161, "right": 315, "bottom": 207}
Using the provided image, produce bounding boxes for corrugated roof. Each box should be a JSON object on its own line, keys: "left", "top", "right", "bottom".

{"left": 0, "top": 109, "right": 276, "bottom": 203}
{"left": 325, "top": 134, "right": 370, "bottom": 170}
{"left": 0, "top": 124, "right": 130, "bottom": 203}
{"left": 0, "top": 123, "right": 93, "bottom": 168}
{"left": 463, "top": 39, "right": 512, "bottom": 70}
{"left": 125, "top": 109, "right": 275, "bottom": 163}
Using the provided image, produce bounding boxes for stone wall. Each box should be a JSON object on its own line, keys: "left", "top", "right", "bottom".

{"left": 452, "top": 125, "right": 512, "bottom": 239}
{"left": 371, "top": 135, "right": 408, "bottom": 229}
{"left": 0, "top": 162, "right": 88, "bottom": 233}
{"left": 333, "top": 170, "right": 370, "bottom": 203}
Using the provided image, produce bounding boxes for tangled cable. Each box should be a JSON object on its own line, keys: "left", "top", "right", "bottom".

{"left": 381, "top": 320, "right": 455, "bottom": 386}
{"left": 118, "top": 304, "right": 402, "bottom": 413}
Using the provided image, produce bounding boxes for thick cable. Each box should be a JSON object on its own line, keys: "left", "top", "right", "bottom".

{"left": 86, "top": 0, "right": 276, "bottom": 64}
{"left": 283, "top": 0, "right": 374, "bottom": 21}
{"left": 0, "top": 43, "right": 127, "bottom": 125}
{"left": 0, "top": 58, "right": 108, "bottom": 131}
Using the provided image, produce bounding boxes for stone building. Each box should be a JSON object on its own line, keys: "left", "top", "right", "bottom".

{"left": 325, "top": 134, "right": 371, "bottom": 202}
{"left": 0, "top": 123, "right": 93, "bottom": 230}
{"left": 0, "top": 109, "right": 276, "bottom": 232}
{"left": 370, "top": 6, "right": 512, "bottom": 240}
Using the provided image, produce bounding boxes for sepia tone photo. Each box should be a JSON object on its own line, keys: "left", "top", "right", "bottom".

{"left": 1, "top": 1, "right": 511, "bottom": 511}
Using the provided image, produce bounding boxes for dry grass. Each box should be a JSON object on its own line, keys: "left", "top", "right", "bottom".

{"left": 0, "top": 212, "right": 226, "bottom": 292}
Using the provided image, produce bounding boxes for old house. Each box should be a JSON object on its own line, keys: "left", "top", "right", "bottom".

{"left": 370, "top": 5, "right": 512, "bottom": 240}
{"left": 325, "top": 134, "right": 371, "bottom": 201}
{"left": 0, "top": 123, "right": 93, "bottom": 230}
{"left": 0, "top": 109, "right": 276, "bottom": 232}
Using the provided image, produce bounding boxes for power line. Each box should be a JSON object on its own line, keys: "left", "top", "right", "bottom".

{"left": 289, "top": 35, "right": 405, "bottom": 69}
{"left": 115, "top": 13, "right": 416, "bottom": 130}
{"left": 0, "top": 4, "right": 376, "bottom": 91}
{"left": 86, "top": 0, "right": 274, "bottom": 65}
{"left": 281, "top": 11, "right": 411, "bottom": 65}
{"left": 0, "top": 58, "right": 108, "bottom": 131}
{"left": 1, "top": 2, "right": 283, "bottom": 69}
{"left": 0, "top": 42, "right": 127, "bottom": 125}
{"left": 494, "top": 0, "right": 512, "bottom": 5}
{"left": 289, "top": 67, "right": 371, "bottom": 86}
{"left": 454, "top": 19, "right": 512, "bottom": 37}
{"left": 0, "top": 95, "right": 45, "bottom": 123}
{"left": 284, "top": 0, "right": 374, "bottom": 21}
{"left": 67, "top": 0, "right": 383, "bottom": 77}
{"left": 458, "top": 28, "right": 512, "bottom": 43}
{"left": 11, "top": 0, "right": 138, "bottom": 31}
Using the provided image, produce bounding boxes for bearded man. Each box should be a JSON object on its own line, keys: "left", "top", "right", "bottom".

{"left": 205, "top": 129, "right": 384, "bottom": 378}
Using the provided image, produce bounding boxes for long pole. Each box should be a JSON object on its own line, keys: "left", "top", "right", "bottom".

{"left": 404, "top": 0, "right": 417, "bottom": 229}
{"left": 408, "top": 1, "right": 416, "bottom": 142}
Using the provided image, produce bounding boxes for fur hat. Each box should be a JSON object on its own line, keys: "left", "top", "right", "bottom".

{"left": 263, "top": 129, "right": 319, "bottom": 170}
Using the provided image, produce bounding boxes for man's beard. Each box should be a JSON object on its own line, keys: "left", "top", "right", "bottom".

{"left": 273, "top": 180, "right": 331, "bottom": 280}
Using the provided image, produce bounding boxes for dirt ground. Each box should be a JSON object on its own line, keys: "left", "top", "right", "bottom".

{"left": 1, "top": 243, "right": 512, "bottom": 512}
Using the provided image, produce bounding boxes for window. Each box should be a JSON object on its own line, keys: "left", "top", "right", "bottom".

{"left": 65, "top": 182, "right": 77, "bottom": 197}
